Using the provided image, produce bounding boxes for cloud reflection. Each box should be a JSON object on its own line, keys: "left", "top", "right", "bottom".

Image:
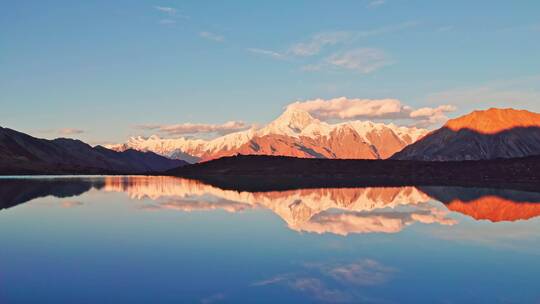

{"left": 252, "top": 259, "right": 395, "bottom": 303}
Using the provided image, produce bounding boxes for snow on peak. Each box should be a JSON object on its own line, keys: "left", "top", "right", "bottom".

{"left": 260, "top": 107, "right": 321, "bottom": 137}
{"left": 108, "top": 107, "right": 429, "bottom": 161}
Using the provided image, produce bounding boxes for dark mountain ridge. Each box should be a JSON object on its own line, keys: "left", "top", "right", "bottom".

{"left": 0, "top": 178, "right": 104, "bottom": 210}
{"left": 0, "top": 127, "right": 187, "bottom": 174}
{"left": 168, "top": 154, "right": 540, "bottom": 192}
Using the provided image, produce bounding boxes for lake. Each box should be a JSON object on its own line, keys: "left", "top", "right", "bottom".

{"left": 1, "top": 176, "right": 539, "bottom": 303}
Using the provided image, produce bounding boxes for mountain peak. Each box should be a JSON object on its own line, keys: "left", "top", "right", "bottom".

{"left": 269, "top": 107, "right": 319, "bottom": 132}
{"left": 445, "top": 108, "right": 540, "bottom": 134}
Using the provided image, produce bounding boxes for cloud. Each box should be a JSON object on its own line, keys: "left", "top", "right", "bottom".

{"left": 318, "top": 259, "right": 396, "bottom": 286}
{"left": 59, "top": 128, "right": 85, "bottom": 135}
{"left": 252, "top": 274, "right": 291, "bottom": 287}
{"left": 409, "top": 105, "right": 457, "bottom": 126}
{"left": 288, "top": 97, "right": 406, "bottom": 119}
{"left": 61, "top": 200, "right": 84, "bottom": 208}
{"left": 367, "top": 0, "right": 386, "bottom": 8}
{"left": 141, "top": 198, "right": 254, "bottom": 213}
{"left": 154, "top": 6, "right": 177, "bottom": 15}
{"left": 247, "top": 22, "right": 417, "bottom": 63}
{"left": 252, "top": 259, "right": 396, "bottom": 303}
{"left": 254, "top": 275, "right": 350, "bottom": 302}
{"left": 200, "top": 293, "right": 225, "bottom": 304}
{"left": 289, "top": 23, "right": 416, "bottom": 58}
{"left": 289, "top": 31, "right": 352, "bottom": 57}
{"left": 438, "top": 25, "right": 454, "bottom": 32}
{"left": 137, "top": 121, "right": 251, "bottom": 136}
{"left": 287, "top": 97, "right": 456, "bottom": 127}
{"left": 247, "top": 48, "right": 284, "bottom": 59}
{"left": 290, "top": 278, "right": 351, "bottom": 302}
{"left": 324, "top": 48, "right": 392, "bottom": 73}
{"left": 294, "top": 208, "right": 457, "bottom": 235}
{"left": 199, "top": 31, "right": 225, "bottom": 42}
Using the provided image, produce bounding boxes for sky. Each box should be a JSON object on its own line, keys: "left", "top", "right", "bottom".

{"left": 1, "top": 0, "right": 539, "bottom": 144}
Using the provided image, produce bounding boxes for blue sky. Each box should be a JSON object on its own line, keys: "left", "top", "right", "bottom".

{"left": 1, "top": 0, "right": 539, "bottom": 144}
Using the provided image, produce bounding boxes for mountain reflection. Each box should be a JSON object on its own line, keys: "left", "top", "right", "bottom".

{"left": 0, "top": 177, "right": 104, "bottom": 210}
{"left": 101, "top": 176, "right": 455, "bottom": 235}
{"left": 2, "top": 176, "right": 540, "bottom": 235}
{"left": 421, "top": 186, "right": 540, "bottom": 222}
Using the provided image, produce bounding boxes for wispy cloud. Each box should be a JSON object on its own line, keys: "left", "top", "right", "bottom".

{"left": 287, "top": 97, "right": 456, "bottom": 127}
{"left": 367, "top": 0, "right": 386, "bottom": 8}
{"left": 248, "top": 22, "right": 417, "bottom": 73}
{"left": 324, "top": 48, "right": 392, "bottom": 73}
{"left": 317, "top": 259, "right": 396, "bottom": 286}
{"left": 61, "top": 200, "right": 84, "bottom": 208}
{"left": 248, "top": 22, "right": 417, "bottom": 60}
{"left": 59, "top": 128, "right": 85, "bottom": 135}
{"left": 200, "top": 293, "right": 225, "bottom": 304}
{"left": 252, "top": 259, "right": 396, "bottom": 303}
{"left": 289, "top": 31, "right": 352, "bottom": 57}
{"left": 438, "top": 25, "right": 454, "bottom": 32}
{"left": 199, "top": 31, "right": 225, "bottom": 42}
{"left": 154, "top": 5, "right": 189, "bottom": 24}
{"left": 137, "top": 121, "right": 251, "bottom": 136}
{"left": 247, "top": 48, "right": 285, "bottom": 59}
{"left": 154, "top": 6, "right": 177, "bottom": 16}
{"left": 141, "top": 198, "right": 254, "bottom": 213}
{"left": 158, "top": 19, "right": 176, "bottom": 25}
{"left": 290, "top": 22, "right": 417, "bottom": 58}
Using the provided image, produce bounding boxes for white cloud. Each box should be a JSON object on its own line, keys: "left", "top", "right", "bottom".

{"left": 325, "top": 48, "right": 392, "bottom": 73}
{"left": 409, "top": 105, "right": 457, "bottom": 126}
{"left": 289, "top": 31, "right": 352, "bottom": 57}
{"left": 59, "top": 128, "right": 85, "bottom": 135}
{"left": 367, "top": 0, "right": 386, "bottom": 8}
{"left": 199, "top": 31, "right": 225, "bottom": 42}
{"left": 200, "top": 293, "right": 225, "bottom": 304}
{"left": 290, "top": 278, "right": 351, "bottom": 302}
{"left": 252, "top": 259, "right": 396, "bottom": 303}
{"left": 142, "top": 198, "right": 253, "bottom": 213}
{"left": 247, "top": 48, "right": 284, "bottom": 59}
{"left": 287, "top": 97, "right": 457, "bottom": 127}
{"left": 438, "top": 25, "right": 454, "bottom": 32}
{"left": 247, "top": 22, "right": 417, "bottom": 65}
{"left": 288, "top": 97, "right": 406, "bottom": 119}
{"left": 61, "top": 200, "right": 84, "bottom": 208}
{"left": 154, "top": 6, "right": 177, "bottom": 15}
{"left": 288, "top": 23, "right": 417, "bottom": 58}
{"left": 137, "top": 121, "right": 251, "bottom": 136}
{"left": 322, "top": 259, "right": 396, "bottom": 286}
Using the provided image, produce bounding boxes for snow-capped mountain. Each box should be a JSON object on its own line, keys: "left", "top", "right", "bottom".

{"left": 107, "top": 108, "right": 428, "bottom": 162}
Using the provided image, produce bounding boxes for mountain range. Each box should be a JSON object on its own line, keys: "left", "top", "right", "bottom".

{"left": 393, "top": 108, "right": 540, "bottom": 161}
{"left": 107, "top": 107, "right": 428, "bottom": 163}
{"left": 109, "top": 107, "right": 540, "bottom": 163}
{"left": 0, "top": 127, "right": 186, "bottom": 174}
{"left": 1, "top": 107, "right": 539, "bottom": 175}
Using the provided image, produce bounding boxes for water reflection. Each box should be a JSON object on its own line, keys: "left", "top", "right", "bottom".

{"left": 0, "top": 177, "right": 104, "bottom": 210}
{"left": 422, "top": 186, "right": 540, "bottom": 222}
{"left": 2, "top": 176, "right": 540, "bottom": 235}
{"left": 2, "top": 176, "right": 540, "bottom": 303}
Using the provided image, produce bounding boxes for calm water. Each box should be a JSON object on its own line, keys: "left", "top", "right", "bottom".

{"left": 1, "top": 176, "right": 540, "bottom": 303}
